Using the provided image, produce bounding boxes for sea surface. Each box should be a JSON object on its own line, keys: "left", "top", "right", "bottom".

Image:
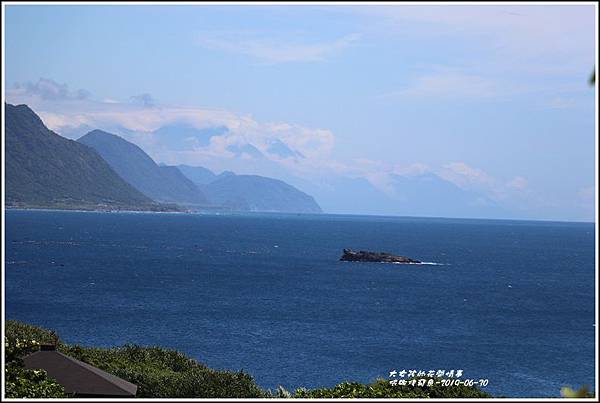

{"left": 4, "top": 209, "right": 596, "bottom": 397}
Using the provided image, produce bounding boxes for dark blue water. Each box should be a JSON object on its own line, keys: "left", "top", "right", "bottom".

{"left": 4, "top": 210, "right": 596, "bottom": 397}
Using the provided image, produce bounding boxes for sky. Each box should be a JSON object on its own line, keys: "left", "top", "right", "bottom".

{"left": 3, "top": 3, "right": 597, "bottom": 221}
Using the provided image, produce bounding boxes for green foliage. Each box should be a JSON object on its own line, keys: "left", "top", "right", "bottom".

{"left": 5, "top": 366, "right": 67, "bottom": 398}
{"left": 60, "top": 344, "right": 264, "bottom": 398}
{"left": 292, "top": 378, "right": 491, "bottom": 398}
{"left": 4, "top": 321, "right": 66, "bottom": 398}
{"left": 5, "top": 320, "right": 59, "bottom": 349}
{"left": 268, "top": 385, "right": 293, "bottom": 398}
{"left": 5, "top": 320, "right": 509, "bottom": 399}
{"left": 561, "top": 385, "right": 595, "bottom": 398}
{"left": 5, "top": 321, "right": 263, "bottom": 398}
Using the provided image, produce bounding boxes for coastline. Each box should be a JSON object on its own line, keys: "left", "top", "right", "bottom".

{"left": 4, "top": 203, "right": 184, "bottom": 214}
{"left": 4, "top": 206, "right": 595, "bottom": 224}
{"left": 5, "top": 206, "right": 186, "bottom": 215}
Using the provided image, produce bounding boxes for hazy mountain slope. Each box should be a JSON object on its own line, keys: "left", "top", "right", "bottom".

{"left": 78, "top": 130, "right": 207, "bottom": 206}
{"left": 294, "top": 176, "right": 401, "bottom": 216}
{"left": 386, "top": 173, "right": 505, "bottom": 218}
{"left": 5, "top": 103, "right": 156, "bottom": 209}
{"left": 178, "top": 167, "right": 322, "bottom": 213}
{"left": 177, "top": 165, "right": 218, "bottom": 185}
{"left": 293, "top": 173, "right": 507, "bottom": 219}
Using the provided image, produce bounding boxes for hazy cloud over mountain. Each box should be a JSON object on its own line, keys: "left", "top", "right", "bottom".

{"left": 9, "top": 80, "right": 585, "bottom": 221}
{"left": 6, "top": 83, "right": 333, "bottom": 179}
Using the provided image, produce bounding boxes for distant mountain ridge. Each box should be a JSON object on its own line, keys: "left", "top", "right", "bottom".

{"left": 77, "top": 130, "right": 322, "bottom": 213}
{"left": 5, "top": 103, "right": 506, "bottom": 217}
{"left": 78, "top": 130, "right": 208, "bottom": 206}
{"left": 296, "top": 173, "right": 506, "bottom": 219}
{"left": 177, "top": 165, "right": 322, "bottom": 213}
{"left": 4, "top": 103, "right": 160, "bottom": 210}
{"left": 177, "top": 164, "right": 218, "bottom": 185}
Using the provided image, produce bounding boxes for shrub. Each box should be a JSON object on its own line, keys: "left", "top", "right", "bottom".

{"left": 292, "top": 378, "right": 491, "bottom": 398}
{"left": 5, "top": 321, "right": 264, "bottom": 398}
{"left": 59, "top": 344, "right": 264, "bottom": 398}
{"left": 561, "top": 386, "right": 595, "bottom": 398}
{"left": 4, "top": 321, "right": 66, "bottom": 398}
{"left": 5, "top": 320, "right": 501, "bottom": 399}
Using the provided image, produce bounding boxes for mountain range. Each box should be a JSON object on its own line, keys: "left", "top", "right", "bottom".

{"left": 6, "top": 103, "right": 506, "bottom": 218}
{"left": 78, "top": 130, "right": 208, "bottom": 206}
{"left": 291, "top": 173, "right": 506, "bottom": 219}
{"left": 5, "top": 103, "right": 322, "bottom": 213}
{"left": 177, "top": 165, "right": 321, "bottom": 213}
{"left": 77, "top": 130, "right": 321, "bottom": 213}
{"left": 4, "top": 103, "right": 163, "bottom": 211}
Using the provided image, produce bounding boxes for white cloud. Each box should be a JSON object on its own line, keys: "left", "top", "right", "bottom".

{"left": 439, "top": 161, "right": 495, "bottom": 188}
{"left": 355, "top": 4, "right": 595, "bottom": 74}
{"left": 195, "top": 30, "right": 361, "bottom": 63}
{"left": 380, "top": 70, "right": 501, "bottom": 101}
{"left": 578, "top": 186, "right": 595, "bottom": 201}
{"left": 6, "top": 84, "right": 336, "bottom": 179}
{"left": 391, "top": 162, "right": 431, "bottom": 177}
{"left": 12, "top": 78, "right": 90, "bottom": 101}
{"left": 7, "top": 78, "right": 566, "bottom": 219}
{"left": 364, "top": 5, "right": 595, "bottom": 104}
{"left": 506, "top": 176, "right": 528, "bottom": 190}
{"left": 577, "top": 185, "right": 595, "bottom": 216}
{"left": 129, "top": 93, "right": 156, "bottom": 108}
{"left": 438, "top": 162, "right": 534, "bottom": 203}
{"left": 545, "top": 97, "right": 578, "bottom": 110}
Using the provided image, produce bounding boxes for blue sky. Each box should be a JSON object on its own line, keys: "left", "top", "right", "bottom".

{"left": 4, "top": 4, "right": 597, "bottom": 221}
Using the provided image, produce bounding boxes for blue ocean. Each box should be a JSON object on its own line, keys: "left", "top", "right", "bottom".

{"left": 4, "top": 209, "right": 596, "bottom": 397}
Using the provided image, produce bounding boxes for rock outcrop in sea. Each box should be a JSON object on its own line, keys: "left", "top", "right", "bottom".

{"left": 340, "top": 249, "right": 421, "bottom": 264}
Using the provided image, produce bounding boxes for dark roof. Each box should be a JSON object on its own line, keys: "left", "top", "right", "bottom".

{"left": 23, "top": 349, "right": 138, "bottom": 397}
